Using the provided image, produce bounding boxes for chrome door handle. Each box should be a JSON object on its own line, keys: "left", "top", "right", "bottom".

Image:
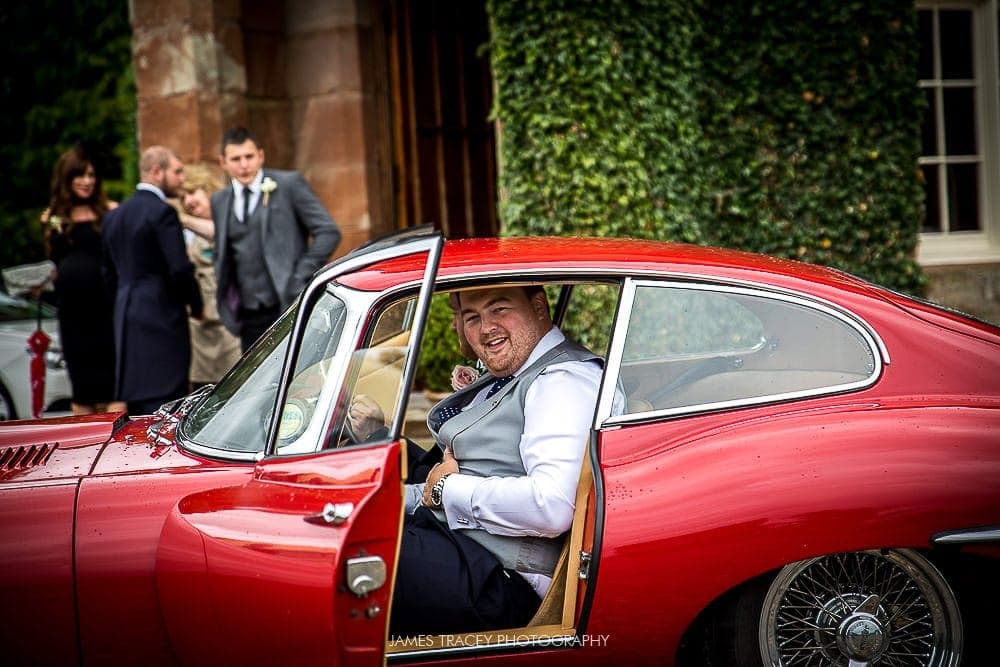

{"left": 305, "top": 501, "right": 354, "bottom": 525}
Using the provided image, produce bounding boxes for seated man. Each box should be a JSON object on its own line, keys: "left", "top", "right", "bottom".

{"left": 390, "top": 285, "right": 605, "bottom": 637}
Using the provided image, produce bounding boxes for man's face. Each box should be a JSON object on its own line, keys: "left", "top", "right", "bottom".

{"left": 220, "top": 139, "right": 265, "bottom": 186}
{"left": 160, "top": 156, "right": 185, "bottom": 198}
{"left": 459, "top": 287, "right": 550, "bottom": 377}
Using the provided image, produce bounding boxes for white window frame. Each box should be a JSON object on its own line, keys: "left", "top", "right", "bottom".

{"left": 916, "top": 0, "right": 1000, "bottom": 266}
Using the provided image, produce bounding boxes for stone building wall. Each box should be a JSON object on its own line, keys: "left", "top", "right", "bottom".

{"left": 129, "top": 0, "right": 390, "bottom": 258}
{"left": 925, "top": 264, "right": 1000, "bottom": 325}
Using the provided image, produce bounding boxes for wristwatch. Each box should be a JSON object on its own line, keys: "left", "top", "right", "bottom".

{"left": 429, "top": 474, "right": 452, "bottom": 508}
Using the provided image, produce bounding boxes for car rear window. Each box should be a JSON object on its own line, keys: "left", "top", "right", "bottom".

{"left": 614, "top": 282, "right": 879, "bottom": 418}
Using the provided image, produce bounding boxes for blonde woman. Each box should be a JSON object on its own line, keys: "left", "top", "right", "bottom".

{"left": 174, "top": 164, "right": 242, "bottom": 387}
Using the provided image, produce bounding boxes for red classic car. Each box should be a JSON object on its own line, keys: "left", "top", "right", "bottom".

{"left": 1, "top": 227, "right": 997, "bottom": 666}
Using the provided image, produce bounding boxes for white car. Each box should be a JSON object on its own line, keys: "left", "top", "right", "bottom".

{"left": 0, "top": 290, "right": 71, "bottom": 420}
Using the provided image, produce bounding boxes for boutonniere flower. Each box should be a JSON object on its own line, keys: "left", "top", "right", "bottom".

{"left": 451, "top": 364, "right": 481, "bottom": 391}
{"left": 261, "top": 177, "right": 277, "bottom": 206}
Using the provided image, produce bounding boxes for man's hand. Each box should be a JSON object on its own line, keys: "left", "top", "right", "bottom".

{"left": 422, "top": 448, "right": 459, "bottom": 507}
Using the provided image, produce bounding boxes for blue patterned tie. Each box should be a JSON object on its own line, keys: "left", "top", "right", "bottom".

{"left": 431, "top": 375, "right": 515, "bottom": 430}
{"left": 485, "top": 375, "right": 515, "bottom": 398}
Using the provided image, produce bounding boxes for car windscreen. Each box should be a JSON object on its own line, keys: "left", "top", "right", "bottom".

{"left": 180, "top": 291, "right": 348, "bottom": 455}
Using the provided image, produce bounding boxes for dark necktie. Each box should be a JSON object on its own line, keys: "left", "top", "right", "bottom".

{"left": 242, "top": 186, "right": 251, "bottom": 222}
{"left": 484, "top": 374, "right": 515, "bottom": 398}
{"left": 431, "top": 375, "right": 515, "bottom": 430}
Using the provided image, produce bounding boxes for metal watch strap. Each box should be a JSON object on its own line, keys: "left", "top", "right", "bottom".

{"left": 430, "top": 473, "right": 452, "bottom": 508}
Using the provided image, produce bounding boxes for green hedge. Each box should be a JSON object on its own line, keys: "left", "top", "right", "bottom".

{"left": 696, "top": 0, "right": 926, "bottom": 293}
{"left": 487, "top": 0, "right": 926, "bottom": 295}
{"left": 488, "top": 0, "right": 706, "bottom": 242}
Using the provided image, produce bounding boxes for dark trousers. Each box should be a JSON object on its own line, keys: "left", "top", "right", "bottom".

{"left": 239, "top": 305, "right": 280, "bottom": 352}
{"left": 126, "top": 379, "right": 188, "bottom": 416}
{"left": 389, "top": 507, "right": 540, "bottom": 638}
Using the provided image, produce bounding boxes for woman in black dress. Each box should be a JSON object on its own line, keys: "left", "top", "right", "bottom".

{"left": 42, "top": 146, "right": 125, "bottom": 414}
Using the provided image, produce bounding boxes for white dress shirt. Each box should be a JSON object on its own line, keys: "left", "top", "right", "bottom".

{"left": 231, "top": 171, "right": 263, "bottom": 222}
{"left": 409, "top": 327, "right": 607, "bottom": 595}
{"left": 136, "top": 182, "right": 166, "bottom": 201}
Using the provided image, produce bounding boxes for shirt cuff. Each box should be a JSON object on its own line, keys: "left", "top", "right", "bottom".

{"left": 404, "top": 483, "right": 424, "bottom": 514}
{"left": 441, "top": 474, "right": 479, "bottom": 529}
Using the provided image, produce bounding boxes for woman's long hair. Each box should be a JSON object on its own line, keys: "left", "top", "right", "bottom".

{"left": 47, "top": 144, "right": 109, "bottom": 226}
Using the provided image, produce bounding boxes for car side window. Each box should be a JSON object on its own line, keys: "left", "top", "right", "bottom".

{"left": 336, "top": 298, "right": 415, "bottom": 446}
{"left": 616, "top": 283, "right": 878, "bottom": 416}
{"left": 556, "top": 283, "right": 619, "bottom": 357}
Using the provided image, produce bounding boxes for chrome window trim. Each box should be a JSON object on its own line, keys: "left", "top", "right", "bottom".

{"left": 177, "top": 231, "right": 441, "bottom": 463}
{"left": 270, "top": 287, "right": 374, "bottom": 456}
{"left": 266, "top": 234, "right": 442, "bottom": 457}
{"left": 329, "top": 266, "right": 887, "bottom": 432}
{"left": 932, "top": 526, "right": 1000, "bottom": 545}
{"left": 595, "top": 277, "right": 886, "bottom": 428}
{"left": 426, "top": 266, "right": 888, "bottom": 359}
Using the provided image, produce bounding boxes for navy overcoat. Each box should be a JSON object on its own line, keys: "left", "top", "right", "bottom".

{"left": 102, "top": 189, "right": 203, "bottom": 403}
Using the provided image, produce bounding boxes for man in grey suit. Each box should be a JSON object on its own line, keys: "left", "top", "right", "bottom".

{"left": 212, "top": 126, "right": 341, "bottom": 351}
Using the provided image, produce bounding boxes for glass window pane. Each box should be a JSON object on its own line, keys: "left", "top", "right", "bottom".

{"left": 918, "top": 10, "right": 934, "bottom": 80}
{"left": 183, "top": 305, "right": 297, "bottom": 453}
{"left": 921, "top": 87, "right": 938, "bottom": 156}
{"left": 940, "top": 10, "right": 974, "bottom": 79}
{"left": 943, "top": 87, "right": 977, "bottom": 155}
{"left": 922, "top": 165, "right": 941, "bottom": 233}
{"left": 622, "top": 287, "right": 763, "bottom": 361}
{"left": 559, "top": 283, "right": 619, "bottom": 357}
{"left": 947, "top": 163, "right": 981, "bottom": 231}
{"left": 617, "top": 285, "right": 876, "bottom": 416}
{"left": 336, "top": 298, "right": 417, "bottom": 447}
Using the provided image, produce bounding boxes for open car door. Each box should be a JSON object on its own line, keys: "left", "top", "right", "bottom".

{"left": 156, "top": 228, "right": 443, "bottom": 667}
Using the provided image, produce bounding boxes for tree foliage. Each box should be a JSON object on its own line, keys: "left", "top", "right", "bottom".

{"left": 0, "top": 0, "right": 136, "bottom": 271}
{"left": 487, "top": 0, "right": 926, "bottom": 294}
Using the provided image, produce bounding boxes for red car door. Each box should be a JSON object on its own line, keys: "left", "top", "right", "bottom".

{"left": 156, "top": 442, "right": 403, "bottom": 667}
{"left": 155, "top": 229, "right": 443, "bottom": 667}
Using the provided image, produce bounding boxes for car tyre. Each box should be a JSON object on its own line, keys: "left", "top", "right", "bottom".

{"left": 0, "top": 383, "right": 16, "bottom": 421}
{"left": 741, "top": 549, "right": 963, "bottom": 666}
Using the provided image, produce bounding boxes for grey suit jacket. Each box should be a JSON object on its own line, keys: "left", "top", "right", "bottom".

{"left": 211, "top": 169, "right": 340, "bottom": 334}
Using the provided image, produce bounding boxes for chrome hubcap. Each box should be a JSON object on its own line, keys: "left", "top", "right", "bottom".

{"left": 838, "top": 612, "right": 886, "bottom": 662}
{"left": 760, "top": 550, "right": 963, "bottom": 666}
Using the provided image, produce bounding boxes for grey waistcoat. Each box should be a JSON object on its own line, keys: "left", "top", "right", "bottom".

{"left": 227, "top": 206, "right": 279, "bottom": 310}
{"left": 426, "top": 338, "right": 602, "bottom": 575}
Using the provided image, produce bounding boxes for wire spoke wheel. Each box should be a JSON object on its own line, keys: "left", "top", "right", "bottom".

{"left": 759, "top": 549, "right": 962, "bottom": 666}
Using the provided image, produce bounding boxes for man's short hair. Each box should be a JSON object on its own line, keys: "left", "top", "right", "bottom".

{"left": 139, "top": 146, "right": 174, "bottom": 177}
{"left": 220, "top": 126, "right": 258, "bottom": 154}
{"left": 455, "top": 285, "right": 547, "bottom": 309}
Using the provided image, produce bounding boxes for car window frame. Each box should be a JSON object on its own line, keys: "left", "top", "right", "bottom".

{"left": 595, "top": 277, "right": 887, "bottom": 427}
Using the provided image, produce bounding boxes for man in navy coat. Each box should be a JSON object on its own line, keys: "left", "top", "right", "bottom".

{"left": 211, "top": 126, "right": 341, "bottom": 351}
{"left": 102, "top": 146, "right": 203, "bottom": 415}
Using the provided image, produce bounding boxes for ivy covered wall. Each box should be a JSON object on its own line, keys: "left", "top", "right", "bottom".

{"left": 487, "top": 0, "right": 926, "bottom": 295}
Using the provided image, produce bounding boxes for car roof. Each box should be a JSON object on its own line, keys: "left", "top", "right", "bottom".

{"left": 337, "top": 235, "right": 874, "bottom": 297}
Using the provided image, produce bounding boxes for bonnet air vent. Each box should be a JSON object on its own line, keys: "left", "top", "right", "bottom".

{"left": 0, "top": 442, "right": 58, "bottom": 471}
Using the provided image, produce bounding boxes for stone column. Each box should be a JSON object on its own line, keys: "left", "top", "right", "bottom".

{"left": 281, "top": 0, "right": 384, "bottom": 254}
{"left": 130, "top": 0, "right": 248, "bottom": 166}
